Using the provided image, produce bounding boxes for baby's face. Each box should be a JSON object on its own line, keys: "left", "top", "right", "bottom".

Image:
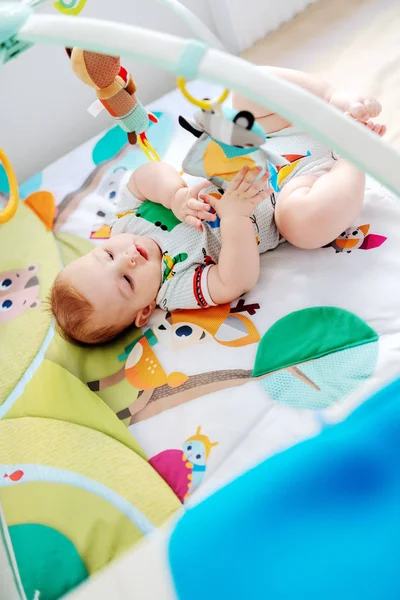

{"left": 63, "top": 233, "right": 162, "bottom": 330}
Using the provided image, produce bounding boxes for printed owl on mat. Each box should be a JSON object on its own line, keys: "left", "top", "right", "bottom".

{"left": 324, "top": 224, "right": 387, "bottom": 253}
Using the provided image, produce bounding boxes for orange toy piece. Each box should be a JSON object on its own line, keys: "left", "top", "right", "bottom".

{"left": 66, "top": 48, "right": 159, "bottom": 154}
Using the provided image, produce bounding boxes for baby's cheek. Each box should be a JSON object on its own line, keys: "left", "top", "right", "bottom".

{"left": 150, "top": 266, "right": 163, "bottom": 296}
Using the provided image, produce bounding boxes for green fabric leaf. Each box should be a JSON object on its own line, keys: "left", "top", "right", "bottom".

{"left": 6, "top": 360, "right": 146, "bottom": 459}
{"left": 253, "top": 307, "right": 378, "bottom": 377}
{"left": 9, "top": 524, "right": 88, "bottom": 600}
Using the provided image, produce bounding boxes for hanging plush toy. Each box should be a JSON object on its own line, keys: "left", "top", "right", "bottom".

{"left": 179, "top": 105, "right": 288, "bottom": 191}
{"left": 66, "top": 48, "right": 160, "bottom": 160}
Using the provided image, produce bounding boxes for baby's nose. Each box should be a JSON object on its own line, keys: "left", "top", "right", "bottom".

{"left": 124, "top": 247, "right": 139, "bottom": 264}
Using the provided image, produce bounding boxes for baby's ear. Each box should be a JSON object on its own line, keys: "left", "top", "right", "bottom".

{"left": 134, "top": 301, "right": 156, "bottom": 328}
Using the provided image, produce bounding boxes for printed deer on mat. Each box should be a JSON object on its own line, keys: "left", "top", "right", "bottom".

{"left": 87, "top": 300, "right": 319, "bottom": 424}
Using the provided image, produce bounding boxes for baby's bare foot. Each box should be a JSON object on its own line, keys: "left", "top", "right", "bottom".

{"left": 346, "top": 96, "right": 382, "bottom": 122}
{"left": 363, "top": 120, "right": 386, "bottom": 137}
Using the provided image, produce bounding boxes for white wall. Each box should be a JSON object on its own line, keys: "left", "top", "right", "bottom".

{"left": 0, "top": 0, "right": 219, "bottom": 181}
{"left": 210, "top": 0, "right": 317, "bottom": 54}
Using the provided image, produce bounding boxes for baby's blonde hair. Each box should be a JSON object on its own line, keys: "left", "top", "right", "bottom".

{"left": 49, "top": 273, "right": 127, "bottom": 345}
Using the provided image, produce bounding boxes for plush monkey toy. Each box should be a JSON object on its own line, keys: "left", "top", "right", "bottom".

{"left": 66, "top": 48, "right": 158, "bottom": 146}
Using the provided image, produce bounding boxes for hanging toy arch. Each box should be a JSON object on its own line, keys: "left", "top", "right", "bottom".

{"left": 0, "top": 148, "right": 19, "bottom": 224}
{"left": 1, "top": 0, "right": 400, "bottom": 227}
{"left": 177, "top": 77, "right": 230, "bottom": 111}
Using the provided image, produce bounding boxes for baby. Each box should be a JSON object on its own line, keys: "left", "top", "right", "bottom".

{"left": 50, "top": 66, "right": 385, "bottom": 345}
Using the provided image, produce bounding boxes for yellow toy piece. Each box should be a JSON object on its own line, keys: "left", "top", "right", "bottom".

{"left": 53, "top": 0, "right": 87, "bottom": 16}
{"left": 0, "top": 148, "right": 19, "bottom": 224}
{"left": 90, "top": 224, "right": 112, "bottom": 240}
{"left": 177, "top": 77, "right": 229, "bottom": 110}
{"left": 137, "top": 136, "right": 161, "bottom": 162}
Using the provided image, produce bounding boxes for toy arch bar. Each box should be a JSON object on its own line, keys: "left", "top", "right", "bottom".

{"left": 2, "top": 6, "right": 400, "bottom": 197}
{"left": 0, "top": 148, "right": 19, "bottom": 224}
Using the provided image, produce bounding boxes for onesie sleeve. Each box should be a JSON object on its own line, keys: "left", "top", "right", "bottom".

{"left": 156, "top": 263, "right": 216, "bottom": 312}
{"left": 114, "top": 170, "right": 143, "bottom": 217}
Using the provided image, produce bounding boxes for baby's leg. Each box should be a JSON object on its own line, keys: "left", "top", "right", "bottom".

{"left": 274, "top": 159, "right": 366, "bottom": 249}
{"left": 232, "top": 84, "right": 290, "bottom": 135}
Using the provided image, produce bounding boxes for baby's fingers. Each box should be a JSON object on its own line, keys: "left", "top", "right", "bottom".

{"left": 186, "top": 198, "right": 217, "bottom": 223}
{"left": 247, "top": 171, "right": 270, "bottom": 197}
{"left": 188, "top": 204, "right": 216, "bottom": 223}
{"left": 185, "top": 214, "right": 204, "bottom": 231}
{"left": 187, "top": 197, "right": 212, "bottom": 213}
{"left": 227, "top": 166, "right": 249, "bottom": 191}
{"left": 200, "top": 193, "right": 219, "bottom": 210}
{"left": 237, "top": 166, "right": 262, "bottom": 192}
{"left": 195, "top": 210, "right": 217, "bottom": 222}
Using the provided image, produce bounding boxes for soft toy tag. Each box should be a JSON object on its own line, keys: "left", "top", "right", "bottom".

{"left": 87, "top": 99, "right": 105, "bottom": 117}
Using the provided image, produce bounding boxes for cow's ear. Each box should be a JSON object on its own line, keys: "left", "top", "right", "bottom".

{"left": 178, "top": 116, "right": 202, "bottom": 139}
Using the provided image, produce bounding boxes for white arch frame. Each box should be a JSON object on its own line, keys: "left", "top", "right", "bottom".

{"left": 9, "top": 13, "right": 400, "bottom": 196}
{"left": 154, "top": 0, "right": 225, "bottom": 49}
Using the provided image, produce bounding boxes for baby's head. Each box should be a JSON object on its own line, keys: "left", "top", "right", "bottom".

{"left": 50, "top": 233, "right": 162, "bottom": 344}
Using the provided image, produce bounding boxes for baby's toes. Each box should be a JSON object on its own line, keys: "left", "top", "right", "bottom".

{"left": 364, "top": 121, "right": 386, "bottom": 137}
{"left": 375, "top": 123, "right": 386, "bottom": 137}
{"left": 350, "top": 101, "right": 369, "bottom": 122}
{"left": 364, "top": 97, "right": 382, "bottom": 118}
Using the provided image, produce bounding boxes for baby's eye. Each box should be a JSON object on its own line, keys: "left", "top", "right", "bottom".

{"left": 123, "top": 275, "right": 133, "bottom": 289}
{"left": 106, "top": 251, "right": 114, "bottom": 260}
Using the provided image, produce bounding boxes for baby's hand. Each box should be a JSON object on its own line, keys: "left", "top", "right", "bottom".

{"left": 201, "top": 166, "right": 272, "bottom": 220}
{"left": 346, "top": 96, "right": 382, "bottom": 123}
{"left": 172, "top": 181, "right": 217, "bottom": 231}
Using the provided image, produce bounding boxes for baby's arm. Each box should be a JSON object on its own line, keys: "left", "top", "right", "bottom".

{"left": 204, "top": 166, "right": 271, "bottom": 303}
{"left": 128, "top": 161, "right": 187, "bottom": 205}
{"left": 127, "top": 161, "right": 215, "bottom": 228}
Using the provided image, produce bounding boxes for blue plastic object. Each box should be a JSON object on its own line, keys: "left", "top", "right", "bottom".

{"left": 169, "top": 375, "right": 400, "bottom": 600}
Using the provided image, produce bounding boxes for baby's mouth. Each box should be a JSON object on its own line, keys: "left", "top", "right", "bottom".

{"left": 136, "top": 245, "right": 148, "bottom": 261}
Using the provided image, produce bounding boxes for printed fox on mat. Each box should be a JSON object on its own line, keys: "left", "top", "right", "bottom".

{"left": 87, "top": 299, "right": 319, "bottom": 425}
{"left": 87, "top": 300, "right": 263, "bottom": 424}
